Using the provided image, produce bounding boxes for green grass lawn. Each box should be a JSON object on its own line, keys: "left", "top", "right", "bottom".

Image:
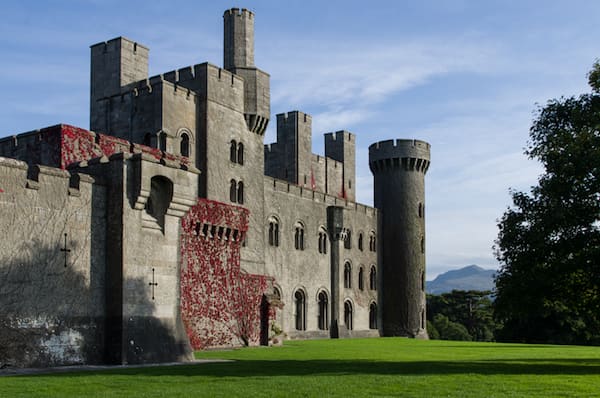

{"left": 2, "top": 338, "right": 600, "bottom": 397}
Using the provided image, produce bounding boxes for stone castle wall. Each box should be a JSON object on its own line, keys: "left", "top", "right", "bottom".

{"left": 0, "top": 158, "right": 107, "bottom": 367}
{"left": 261, "top": 176, "right": 379, "bottom": 338}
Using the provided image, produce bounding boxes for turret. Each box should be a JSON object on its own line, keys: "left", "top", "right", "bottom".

{"left": 325, "top": 131, "right": 355, "bottom": 201}
{"left": 223, "top": 8, "right": 254, "bottom": 70}
{"left": 223, "top": 8, "right": 270, "bottom": 136}
{"left": 90, "top": 37, "right": 149, "bottom": 132}
{"left": 369, "top": 139, "right": 430, "bottom": 338}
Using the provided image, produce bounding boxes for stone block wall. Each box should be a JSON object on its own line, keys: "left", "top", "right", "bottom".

{"left": 0, "top": 158, "right": 106, "bottom": 367}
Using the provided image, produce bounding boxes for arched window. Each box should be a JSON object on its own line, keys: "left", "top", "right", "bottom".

{"left": 229, "top": 140, "right": 244, "bottom": 165}
{"left": 344, "top": 300, "right": 353, "bottom": 331}
{"left": 237, "top": 142, "right": 244, "bottom": 165}
{"left": 180, "top": 133, "right": 190, "bottom": 157}
{"left": 317, "top": 291, "right": 328, "bottom": 330}
{"left": 230, "top": 140, "right": 237, "bottom": 163}
{"left": 358, "top": 267, "right": 365, "bottom": 291}
{"left": 318, "top": 227, "right": 328, "bottom": 254}
{"left": 294, "top": 290, "right": 306, "bottom": 331}
{"left": 358, "top": 232, "right": 364, "bottom": 251}
{"left": 344, "top": 230, "right": 352, "bottom": 249}
{"left": 159, "top": 132, "right": 167, "bottom": 151}
{"left": 294, "top": 222, "right": 305, "bottom": 250}
{"left": 369, "top": 302, "right": 377, "bottom": 329}
{"left": 344, "top": 262, "right": 352, "bottom": 289}
{"left": 237, "top": 181, "right": 244, "bottom": 204}
{"left": 369, "top": 266, "right": 377, "bottom": 290}
{"left": 268, "top": 217, "right": 280, "bottom": 247}
{"left": 369, "top": 232, "right": 377, "bottom": 252}
{"left": 230, "top": 179, "right": 237, "bottom": 202}
{"left": 273, "top": 286, "right": 282, "bottom": 301}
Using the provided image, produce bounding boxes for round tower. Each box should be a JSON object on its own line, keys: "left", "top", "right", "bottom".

{"left": 369, "top": 139, "right": 430, "bottom": 338}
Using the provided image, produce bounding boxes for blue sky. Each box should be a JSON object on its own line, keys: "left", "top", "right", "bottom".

{"left": 2, "top": 0, "right": 599, "bottom": 277}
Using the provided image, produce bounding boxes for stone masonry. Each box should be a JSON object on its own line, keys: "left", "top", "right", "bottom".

{"left": 0, "top": 7, "right": 430, "bottom": 368}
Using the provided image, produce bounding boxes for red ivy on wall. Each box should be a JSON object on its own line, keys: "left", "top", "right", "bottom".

{"left": 180, "top": 199, "right": 275, "bottom": 349}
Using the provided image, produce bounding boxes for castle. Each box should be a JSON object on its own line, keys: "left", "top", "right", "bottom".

{"left": 0, "top": 8, "right": 430, "bottom": 367}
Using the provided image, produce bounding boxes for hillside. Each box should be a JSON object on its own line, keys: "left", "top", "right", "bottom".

{"left": 427, "top": 265, "right": 495, "bottom": 294}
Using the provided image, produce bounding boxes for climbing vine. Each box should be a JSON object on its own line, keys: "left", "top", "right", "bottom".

{"left": 180, "top": 199, "right": 276, "bottom": 349}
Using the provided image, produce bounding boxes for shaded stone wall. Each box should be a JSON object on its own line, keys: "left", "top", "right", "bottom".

{"left": 0, "top": 158, "right": 106, "bottom": 367}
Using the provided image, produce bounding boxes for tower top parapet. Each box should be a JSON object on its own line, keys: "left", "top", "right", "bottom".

{"left": 369, "top": 139, "right": 430, "bottom": 174}
{"left": 223, "top": 8, "right": 254, "bottom": 18}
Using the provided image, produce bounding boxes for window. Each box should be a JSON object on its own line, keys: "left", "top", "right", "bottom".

{"left": 358, "top": 267, "right": 365, "bottom": 291}
{"left": 317, "top": 291, "right": 328, "bottom": 330}
{"left": 180, "top": 133, "right": 190, "bottom": 157}
{"left": 318, "top": 227, "right": 328, "bottom": 254}
{"left": 268, "top": 217, "right": 280, "bottom": 247}
{"left": 273, "top": 286, "right": 282, "bottom": 301}
{"left": 229, "top": 180, "right": 244, "bottom": 204}
{"left": 143, "top": 133, "right": 152, "bottom": 146}
{"left": 369, "top": 232, "right": 377, "bottom": 252}
{"left": 344, "top": 300, "right": 353, "bottom": 330}
{"left": 230, "top": 139, "right": 244, "bottom": 164}
{"left": 369, "top": 266, "right": 377, "bottom": 290}
{"left": 344, "top": 262, "right": 352, "bottom": 289}
{"left": 422, "top": 271, "right": 425, "bottom": 291}
{"left": 294, "top": 290, "right": 306, "bottom": 331}
{"left": 344, "top": 230, "right": 352, "bottom": 249}
{"left": 369, "top": 302, "right": 377, "bottom": 329}
{"left": 237, "top": 181, "right": 244, "bottom": 204}
{"left": 294, "top": 222, "right": 305, "bottom": 250}
{"left": 230, "top": 179, "right": 237, "bottom": 202}
{"left": 358, "top": 232, "right": 364, "bottom": 251}
{"left": 237, "top": 142, "right": 244, "bottom": 165}
{"left": 418, "top": 202, "right": 424, "bottom": 218}
{"left": 159, "top": 132, "right": 167, "bottom": 151}
{"left": 230, "top": 140, "right": 237, "bottom": 163}
{"left": 421, "top": 236, "right": 425, "bottom": 254}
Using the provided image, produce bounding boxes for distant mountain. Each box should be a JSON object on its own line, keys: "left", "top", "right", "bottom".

{"left": 426, "top": 265, "right": 495, "bottom": 294}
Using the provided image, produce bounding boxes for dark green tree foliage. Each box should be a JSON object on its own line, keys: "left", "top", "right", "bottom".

{"left": 494, "top": 63, "right": 600, "bottom": 345}
{"left": 427, "top": 290, "right": 496, "bottom": 341}
{"left": 432, "top": 314, "right": 472, "bottom": 341}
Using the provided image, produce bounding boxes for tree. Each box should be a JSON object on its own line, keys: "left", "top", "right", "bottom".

{"left": 427, "top": 290, "right": 497, "bottom": 341}
{"left": 431, "top": 314, "right": 472, "bottom": 341}
{"left": 494, "top": 62, "right": 600, "bottom": 345}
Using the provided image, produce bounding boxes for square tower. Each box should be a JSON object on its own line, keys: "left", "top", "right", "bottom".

{"left": 90, "top": 37, "right": 149, "bottom": 132}
{"left": 325, "top": 131, "right": 356, "bottom": 201}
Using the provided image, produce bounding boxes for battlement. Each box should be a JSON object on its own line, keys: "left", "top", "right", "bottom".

{"left": 324, "top": 130, "right": 354, "bottom": 143}
{"left": 223, "top": 8, "right": 254, "bottom": 19}
{"left": 145, "top": 62, "right": 243, "bottom": 90}
{"left": 0, "top": 124, "right": 193, "bottom": 171}
{"left": 369, "top": 139, "right": 431, "bottom": 174}
{"left": 90, "top": 36, "right": 149, "bottom": 53}
{"left": 264, "top": 175, "right": 377, "bottom": 217}
{"left": 279, "top": 111, "right": 311, "bottom": 123}
{"left": 0, "top": 156, "right": 100, "bottom": 198}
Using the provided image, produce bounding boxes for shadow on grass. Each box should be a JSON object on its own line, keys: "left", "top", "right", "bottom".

{"left": 36, "top": 358, "right": 600, "bottom": 378}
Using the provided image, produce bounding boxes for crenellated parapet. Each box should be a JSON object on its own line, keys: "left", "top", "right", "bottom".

{"left": 369, "top": 139, "right": 430, "bottom": 174}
